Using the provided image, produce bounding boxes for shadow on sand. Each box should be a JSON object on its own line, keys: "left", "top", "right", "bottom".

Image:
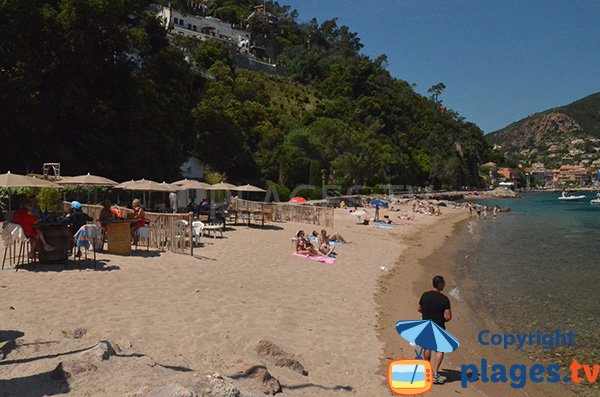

{"left": 0, "top": 369, "right": 70, "bottom": 397}
{"left": 15, "top": 261, "right": 120, "bottom": 272}
{"left": 229, "top": 365, "right": 353, "bottom": 393}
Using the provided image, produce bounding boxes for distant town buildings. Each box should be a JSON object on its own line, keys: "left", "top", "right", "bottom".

{"left": 480, "top": 160, "right": 598, "bottom": 187}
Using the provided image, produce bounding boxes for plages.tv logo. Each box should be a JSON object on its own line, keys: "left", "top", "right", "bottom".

{"left": 388, "top": 320, "right": 460, "bottom": 395}
{"left": 388, "top": 359, "right": 434, "bottom": 395}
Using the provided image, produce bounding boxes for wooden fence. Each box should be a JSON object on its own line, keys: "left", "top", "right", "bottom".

{"left": 63, "top": 202, "right": 195, "bottom": 255}
{"left": 232, "top": 198, "right": 334, "bottom": 228}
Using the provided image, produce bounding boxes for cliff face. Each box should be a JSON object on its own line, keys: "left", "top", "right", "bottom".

{"left": 486, "top": 92, "right": 600, "bottom": 167}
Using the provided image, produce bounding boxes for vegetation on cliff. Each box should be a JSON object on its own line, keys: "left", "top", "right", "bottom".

{"left": 1, "top": 0, "right": 490, "bottom": 189}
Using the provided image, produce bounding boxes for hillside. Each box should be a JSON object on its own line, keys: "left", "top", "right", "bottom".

{"left": 1, "top": 0, "right": 490, "bottom": 189}
{"left": 486, "top": 92, "right": 600, "bottom": 167}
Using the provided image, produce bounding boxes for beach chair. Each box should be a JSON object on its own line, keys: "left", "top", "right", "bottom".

{"left": 174, "top": 219, "right": 190, "bottom": 251}
{"left": 191, "top": 221, "right": 204, "bottom": 246}
{"left": 1, "top": 223, "right": 32, "bottom": 270}
{"left": 73, "top": 224, "right": 100, "bottom": 268}
{"left": 134, "top": 226, "right": 151, "bottom": 251}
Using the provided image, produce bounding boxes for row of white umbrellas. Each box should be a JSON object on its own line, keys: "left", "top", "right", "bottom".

{"left": 0, "top": 172, "right": 266, "bottom": 192}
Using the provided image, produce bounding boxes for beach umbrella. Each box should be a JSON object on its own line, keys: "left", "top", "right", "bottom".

{"left": 0, "top": 171, "right": 62, "bottom": 211}
{"left": 173, "top": 179, "right": 212, "bottom": 190}
{"left": 114, "top": 179, "right": 176, "bottom": 192}
{"left": 115, "top": 179, "right": 179, "bottom": 208}
{"left": 289, "top": 196, "right": 307, "bottom": 203}
{"left": 395, "top": 320, "right": 459, "bottom": 354}
{"left": 57, "top": 173, "right": 118, "bottom": 210}
{"left": 205, "top": 182, "right": 238, "bottom": 191}
{"left": 351, "top": 209, "right": 367, "bottom": 220}
{"left": 56, "top": 173, "right": 117, "bottom": 187}
{"left": 370, "top": 199, "right": 388, "bottom": 208}
{"left": 236, "top": 184, "right": 266, "bottom": 193}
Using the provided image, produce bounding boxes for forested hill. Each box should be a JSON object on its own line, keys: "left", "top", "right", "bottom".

{"left": 0, "top": 0, "right": 490, "bottom": 189}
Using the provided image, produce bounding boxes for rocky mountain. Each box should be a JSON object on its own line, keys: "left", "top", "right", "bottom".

{"left": 486, "top": 92, "right": 600, "bottom": 167}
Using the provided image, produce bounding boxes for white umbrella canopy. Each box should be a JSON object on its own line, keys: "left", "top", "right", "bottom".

{"left": 56, "top": 173, "right": 118, "bottom": 186}
{"left": 236, "top": 184, "right": 266, "bottom": 193}
{"left": 114, "top": 179, "right": 176, "bottom": 192}
{"left": 1, "top": 171, "right": 62, "bottom": 212}
{"left": 115, "top": 179, "right": 180, "bottom": 209}
{"left": 206, "top": 182, "right": 238, "bottom": 191}
{"left": 0, "top": 171, "right": 62, "bottom": 188}
{"left": 160, "top": 181, "right": 185, "bottom": 191}
{"left": 173, "top": 179, "right": 212, "bottom": 190}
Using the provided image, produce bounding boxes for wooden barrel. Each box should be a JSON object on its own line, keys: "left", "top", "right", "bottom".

{"left": 106, "top": 221, "right": 132, "bottom": 255}
{"left": 36, "top": 223, "right": 71, "bottom": 264}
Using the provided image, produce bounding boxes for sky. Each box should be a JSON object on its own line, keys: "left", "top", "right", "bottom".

{"left": 278, "top": 0, "right": 600, "bottom": 133}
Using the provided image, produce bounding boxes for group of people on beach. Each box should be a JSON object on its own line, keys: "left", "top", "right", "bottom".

{"left": 294, "top": 229, "right": 348, "bottom": 257}
{"left": 466, "top": 202, "right": 500, "bottom": 219}
{"left": 7, "top": 196, "right": 147, "bottom": 258}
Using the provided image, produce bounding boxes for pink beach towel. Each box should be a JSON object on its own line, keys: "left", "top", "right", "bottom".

{"left": 292, "top": 252, "right": 336, "bottom": 264}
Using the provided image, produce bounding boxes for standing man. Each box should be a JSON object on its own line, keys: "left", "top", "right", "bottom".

{"left": 418, "top": 275, "right": 452, "bottom": 385}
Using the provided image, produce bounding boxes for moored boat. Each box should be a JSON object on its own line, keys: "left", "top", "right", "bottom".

{"left": 558, "top": 191, "right": 586, "bottom": 201}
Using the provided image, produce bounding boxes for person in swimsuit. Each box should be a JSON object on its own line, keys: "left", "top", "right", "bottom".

{"left": 312, "top": 230, "right": 335, "bottom": 256}
{"left": 295, "top": 230, "right": 319, "bottom": 256}
{"left": 321, "top": 229, "right": 348, "bottom": 244}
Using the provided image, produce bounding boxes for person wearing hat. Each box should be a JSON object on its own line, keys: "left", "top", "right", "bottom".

{"left": 64, "top": 201, "right": 92, "bottom": 237}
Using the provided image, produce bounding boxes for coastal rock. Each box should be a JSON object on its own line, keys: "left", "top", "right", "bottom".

{"left": 146, "top": 383, "right": 197, "bottom": 397}
{"left": 79, "top": 340, "right": 116, "bottom": 361}
{"left": 255, "top": 340, "right": 307, "bottom": 376}
{"left": 51, "top": 359, "right": 98, "bottom": 380}
{"left": 194, "top": 373, "right": 240, "bottom": 397}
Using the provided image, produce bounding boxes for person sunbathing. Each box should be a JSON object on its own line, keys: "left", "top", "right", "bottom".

{"left": 295, "top": 230, "right": 319, "bottom": 256}
{"left": 312, "top": 231, "right": 336, "bottom": 256}
{"left": 321, "top": 229, "right": 348, "bottom": 244}
{"left": 383, "top": 215, "right": 396, "bottom": 224}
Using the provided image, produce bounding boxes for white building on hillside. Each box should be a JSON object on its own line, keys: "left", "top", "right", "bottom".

{"left": 157, "top": 6, "right": 250, "bottom": 53}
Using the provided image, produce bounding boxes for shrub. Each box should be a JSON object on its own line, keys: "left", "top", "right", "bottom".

{"left": 265, "top": 180, "right": 290, "bottom": 202}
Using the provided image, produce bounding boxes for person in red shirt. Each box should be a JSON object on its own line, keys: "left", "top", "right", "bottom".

{"left": 11, "top": 197, "right": 55, "bottom": 254}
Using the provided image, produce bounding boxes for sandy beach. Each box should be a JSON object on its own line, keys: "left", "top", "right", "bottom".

{"left": 0, "top": 203, "right": 575, "bottom": 396}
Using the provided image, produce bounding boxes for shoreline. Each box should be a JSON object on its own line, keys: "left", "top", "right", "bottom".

{"left": 376, "top": 212, "right": 574, "bottom": 396}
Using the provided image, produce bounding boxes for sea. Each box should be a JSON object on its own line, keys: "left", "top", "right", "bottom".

{"left": 456, "top": 192, "right": 600, "bottom": 370}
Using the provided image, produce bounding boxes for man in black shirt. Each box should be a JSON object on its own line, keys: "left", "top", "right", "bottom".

{"left": 418, "top": 275, "right": 452, "bottom": 385}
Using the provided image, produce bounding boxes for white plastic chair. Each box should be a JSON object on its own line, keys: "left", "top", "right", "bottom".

{"left": 191, "top": 221, "right": 204, "bottom": 246}
{"left": 1, "top": 223, "right": 31, "bottom": 270}
{"left": 135, "top": 226, "right": 151, "bottom": 251}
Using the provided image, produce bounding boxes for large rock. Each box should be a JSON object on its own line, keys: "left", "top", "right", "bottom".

{"left": 255, "top": 340, "right": 307, "bottom": 376}
{"left": 146, "top": 383, "right": 197, "bottom": 397}
{"left": 79, "top": 340, "right": 116, "bottom": 361}
{"left": 194, "top": 373, "right": 240, "bottom": 397}
{"left": 244, "top": 366, "right": 281, "bottom": 396}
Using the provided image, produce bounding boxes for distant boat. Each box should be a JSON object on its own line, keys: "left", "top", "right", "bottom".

{"left": 558, "top": 191, "right": 586, "bottom": 201}
{"left": 590, "top": 193, "right": 600, "bottom": 206}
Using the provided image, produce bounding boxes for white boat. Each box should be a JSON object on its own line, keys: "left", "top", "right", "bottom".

{"left": 591, "top": 193, "right": 600, "bottom": 206}
{"left": 558, "top": 191, "right": 586, "bottom": 201}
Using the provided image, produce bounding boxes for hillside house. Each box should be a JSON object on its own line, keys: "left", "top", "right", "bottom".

{"left": 497, "top": 167, "right": 519, "bottom": 182}
{"left": 157, "top": 6, "right": 250, "bottom": 53}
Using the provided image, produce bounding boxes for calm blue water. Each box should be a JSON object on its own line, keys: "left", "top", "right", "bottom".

{"left": 460, "top": 192, "right": 600, "bottom": 362}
